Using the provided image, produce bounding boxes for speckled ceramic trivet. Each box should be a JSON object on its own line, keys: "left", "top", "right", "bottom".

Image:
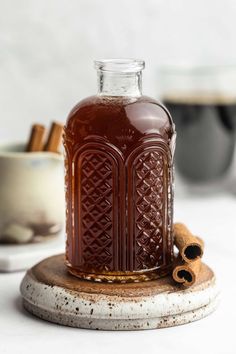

{"left": 20, "top": 254, "right": 220, "bottom": 330}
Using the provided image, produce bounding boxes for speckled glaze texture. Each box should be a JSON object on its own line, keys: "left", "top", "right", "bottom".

{"left": 20, "top": 254, "right": 220, "bottom": 330}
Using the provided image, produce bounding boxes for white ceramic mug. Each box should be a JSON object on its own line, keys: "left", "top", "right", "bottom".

{"left": 0, "top": 142, "right": 65, "bottom": 243}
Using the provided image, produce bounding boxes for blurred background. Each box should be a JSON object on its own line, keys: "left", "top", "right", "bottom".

{"left": 1, "top": 0, "right": 236, "bottom": 194}
{"left": 0, "top": 3, "right": 236, "bottom": 351}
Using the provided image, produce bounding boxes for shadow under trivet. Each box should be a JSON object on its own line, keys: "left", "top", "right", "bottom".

{"left": 20, "top": 254, "right": 220, "bottom": 330}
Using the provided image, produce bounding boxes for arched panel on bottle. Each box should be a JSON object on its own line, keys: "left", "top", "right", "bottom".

{"left": 63, "top": 144, "right": 73, "bottom": 263}
{"left": 73, "top": 141, "right": 123, "bottom": 272}
{"left": 126, "top": 139, "right": 173, "bottom": 272}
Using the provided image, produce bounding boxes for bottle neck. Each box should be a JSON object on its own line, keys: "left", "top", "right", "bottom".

{"left": 97, "top": 71, "right": 142, "bottom": 97}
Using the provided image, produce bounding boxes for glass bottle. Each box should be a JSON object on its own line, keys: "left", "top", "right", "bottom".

{"left": 64, "top": 59, "right": 176, "bottom": 282}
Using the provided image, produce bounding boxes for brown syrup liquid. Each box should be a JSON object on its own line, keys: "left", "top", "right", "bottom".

{"left": 64, "top": 95, "right": 175, "bottom": 282}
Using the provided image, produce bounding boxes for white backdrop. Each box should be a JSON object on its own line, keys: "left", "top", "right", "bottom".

{"left": 1, "top": 0, "right": 236, "bottom": 141}
{"left": 0, "top": 4, "right": 236, "bottom": 353}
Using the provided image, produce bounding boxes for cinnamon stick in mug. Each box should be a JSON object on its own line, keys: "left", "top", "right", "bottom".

{"left": 44, "top": 122, "right": 63, "bottom": 153}
{"left": 26, "top": 124, "right": 46, "bottom": 152}
{"left": 172, "top": 258, "right": 202, "bottom": 287}
{"left": 174, "top": 223, "right": 204, "bottom": 262}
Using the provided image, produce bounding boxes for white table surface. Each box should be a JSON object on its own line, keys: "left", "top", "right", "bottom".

{"left": 0, "top": 195, "right": 235, "bottom": 354}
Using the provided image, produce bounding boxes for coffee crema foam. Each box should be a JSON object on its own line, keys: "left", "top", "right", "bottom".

{"left": 163, "top": 93, "right": 236, "bottom": 105}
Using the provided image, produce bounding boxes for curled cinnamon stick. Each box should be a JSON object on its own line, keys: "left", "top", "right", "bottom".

{"left": 172, "top": 258, "right": 202, "bottom": 287}
{"left": 174, "top": 223, "right": 204, "bottom": 262}
{"left": 44, "top": 122, "right": 63, "bottom": 153}
{"left": 26, "top": 124, "right": 46, "bottom": 152}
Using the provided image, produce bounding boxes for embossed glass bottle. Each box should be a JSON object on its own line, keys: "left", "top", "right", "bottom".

{"left": 64, "top": 59, "right": 176, "bottom": 282}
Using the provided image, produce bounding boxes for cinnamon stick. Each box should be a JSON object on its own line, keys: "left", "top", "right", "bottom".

{"left": 44, "top": 122, "right": 63, "bottom": 153}
{"left": 172, "top": 258, "right": 202, "bottom": 287}
{"left": 26, "top": 124, "right": 46, "bottom": 152}
{"left": 174, "top": 223, "right": 204, "bottom": 262}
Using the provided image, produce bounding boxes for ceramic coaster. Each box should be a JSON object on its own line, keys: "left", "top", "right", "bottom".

{"left": 20, "top": 254, "right": 219, "bottom": 330}
{"left": 0, "top": 237, "right": 64, "bottom": 272}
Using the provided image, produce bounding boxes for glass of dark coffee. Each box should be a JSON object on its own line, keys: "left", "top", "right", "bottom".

{"left": 159, "top": 65, "right": 236, "bottom": 192}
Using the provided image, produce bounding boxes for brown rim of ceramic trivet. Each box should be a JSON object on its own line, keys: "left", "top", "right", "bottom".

{"left": 20, "top": 254, "right": 219, "bottom": 330}
{"left": 174, "top": 223, "right": 204, "bottom": 262}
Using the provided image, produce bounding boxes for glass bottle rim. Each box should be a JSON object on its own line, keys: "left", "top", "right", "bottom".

{"left": 94, "top": 59, "right": 145, "bottom": 73}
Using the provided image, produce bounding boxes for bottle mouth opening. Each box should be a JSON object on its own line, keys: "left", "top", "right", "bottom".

{"left": 94, "top": 59, "right": 145, "bottom": 73}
